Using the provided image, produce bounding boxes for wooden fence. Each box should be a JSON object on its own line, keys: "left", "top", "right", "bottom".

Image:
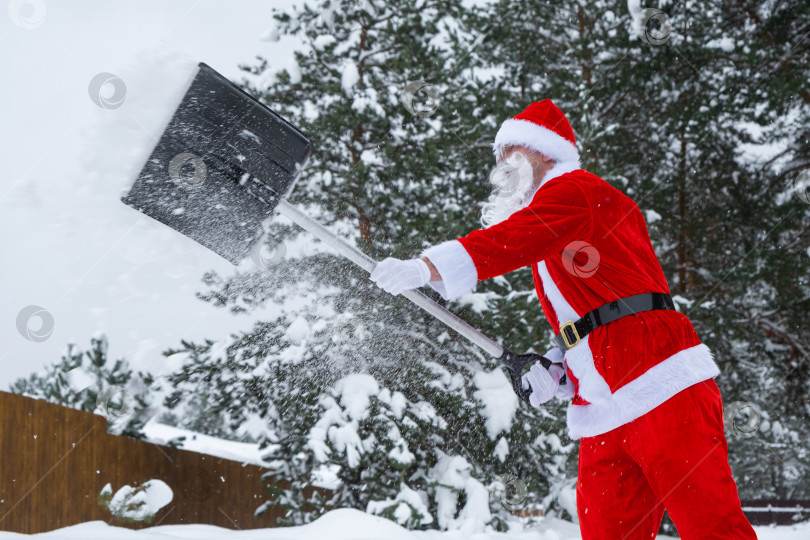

{"left": 740, "top": 499, "right": 810, "bottom": 526}
{"left": 0, "top": 390, "right": 287, "bottom": 534}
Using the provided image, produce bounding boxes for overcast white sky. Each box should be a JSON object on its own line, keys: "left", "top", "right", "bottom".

{"left": 0, "top": 0, "right": 301, "bottom": 386}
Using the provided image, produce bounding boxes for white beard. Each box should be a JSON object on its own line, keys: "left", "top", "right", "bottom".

{"left": 480, "top": 158, "right": 581, "bottom": 228}
{"left": 480, "top": 152, "right": 537, "bottom": 228}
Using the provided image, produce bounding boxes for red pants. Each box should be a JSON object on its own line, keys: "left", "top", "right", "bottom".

{"left": 577, "top": 379, "right": 757, "bottom": 539}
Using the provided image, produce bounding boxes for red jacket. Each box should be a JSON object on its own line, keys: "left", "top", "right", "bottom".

{"left": 422, "top": 167, "right": 719, "bottom": 439}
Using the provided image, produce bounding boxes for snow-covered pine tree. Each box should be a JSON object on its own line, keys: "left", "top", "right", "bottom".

{"left": 700, "top": 0, "right": 810, "bottom": 500}
{"left": 9, "top": 333, "right": 151, "bottom": 438}
{"left": 596, "top": 0, "right": 810, "bottom": 501}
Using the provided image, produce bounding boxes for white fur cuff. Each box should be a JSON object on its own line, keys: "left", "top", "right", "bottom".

{"left": 421, "top": 240, "right": 478, "bottom": 301}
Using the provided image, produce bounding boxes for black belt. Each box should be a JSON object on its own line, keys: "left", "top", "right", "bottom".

{"left": 553, "top": 292, "right": 675, "bottom": 351}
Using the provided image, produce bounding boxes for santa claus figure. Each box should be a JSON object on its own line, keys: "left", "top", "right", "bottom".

{"left": 370, "top": 100, "right": 757, "bottom": 539}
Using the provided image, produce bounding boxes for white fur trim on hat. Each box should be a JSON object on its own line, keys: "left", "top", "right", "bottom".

{"left": 493, "top": 118, "right": 580, "bottom": 166}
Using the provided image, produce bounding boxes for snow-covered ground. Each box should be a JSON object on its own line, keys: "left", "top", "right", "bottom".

{"left": 0, "top": 508, "right": 806, "bottom": 539}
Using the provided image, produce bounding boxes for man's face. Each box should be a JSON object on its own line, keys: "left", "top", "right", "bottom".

{"left": 496, "top": 145, "right": 554, "bottom": 190}
{"left": 482, "top": 145, "right": 540, "bottom": 227}
{"left": 496, "top": 144, "right": 534, "bottom": 164}
{"left": 481, "top": 145, "right": 558, "bottom": 227}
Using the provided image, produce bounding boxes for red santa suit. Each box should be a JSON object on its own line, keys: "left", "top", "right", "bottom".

{"left": 421, "top": 100, "right": 757, "bottom": 539}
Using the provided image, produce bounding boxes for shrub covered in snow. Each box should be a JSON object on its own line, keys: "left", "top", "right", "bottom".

{"left": 99, "top": 480, "right": 173, "bottom": 524}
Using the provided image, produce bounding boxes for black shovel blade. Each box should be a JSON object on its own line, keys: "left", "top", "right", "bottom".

{"left": 122, "top": 62, "right": 312, "bottom": 264}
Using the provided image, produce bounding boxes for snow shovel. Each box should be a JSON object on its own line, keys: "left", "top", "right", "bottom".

{"left": 122, "top": 62, "right": 552, "bottom": 403}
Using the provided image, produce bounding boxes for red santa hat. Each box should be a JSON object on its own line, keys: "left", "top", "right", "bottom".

{"left": 493, "top": 100, "right": 580, "bottom": 165}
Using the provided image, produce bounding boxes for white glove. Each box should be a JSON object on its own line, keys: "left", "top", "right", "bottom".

{"left": 369, "top": 257, "right": 431, "bottom": 296}
{"left": 555, "top": 374, "right": 576, "bottom": 401}
{"left": 541, "top": 346, "right": 575, "bottom": 400}
{"left": 521, "top": 363, "right": 566, "bottom": 408}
